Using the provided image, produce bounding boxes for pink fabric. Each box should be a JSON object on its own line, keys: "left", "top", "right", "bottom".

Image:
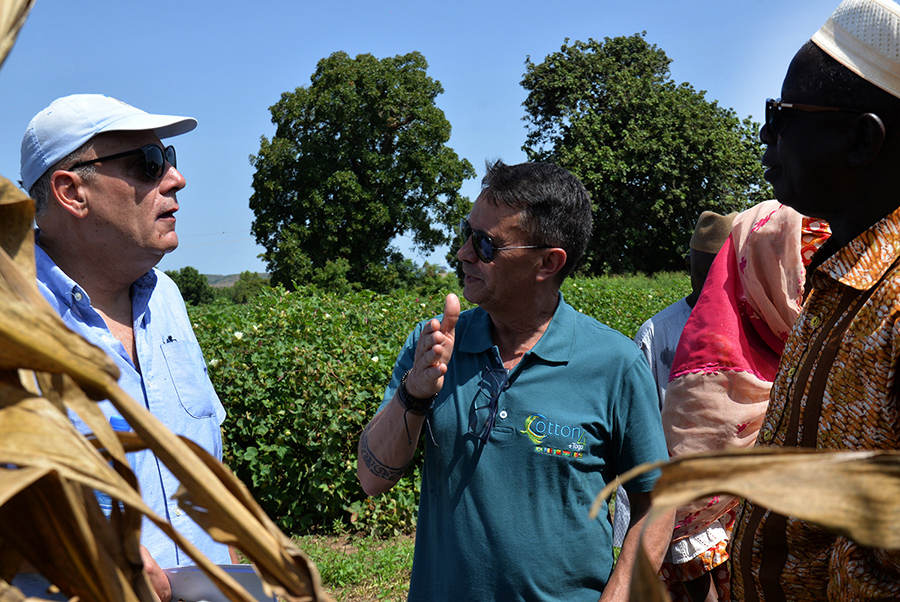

{"left": 662, "top": 200, "right": 830, "bottom": 541}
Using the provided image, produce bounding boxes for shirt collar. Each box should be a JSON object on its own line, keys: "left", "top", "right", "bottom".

{"left": 34, "top": 230, "right": 90, "bottom": 309}
{"left": 819, "top": 205, "right": 900, "bottom": 290}
{"left": 457, "top": 292, "right": 575, "bottom": 365}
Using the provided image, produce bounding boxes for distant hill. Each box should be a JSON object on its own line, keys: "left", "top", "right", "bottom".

{"left": 205, "top": 273, "right": 269, "bottom": 288}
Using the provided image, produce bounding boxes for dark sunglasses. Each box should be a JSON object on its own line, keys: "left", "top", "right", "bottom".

{"left": 764, "top": 98, "right": 867, "bottom": 137}
{"left": 459, "top": 217, "right": 550, "bottom": 264}
{"left": 468, "top": 366, "right": 510, "bottom": 443}
{"left": 69, "top": 144, "right": 176, "bottom": 180}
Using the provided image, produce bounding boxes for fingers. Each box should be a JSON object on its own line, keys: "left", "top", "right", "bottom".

{"left": 441, "top": 293, "right": 460, "bottom": 337}
{"left": 140, "top": 545, "right": 171, "bottom": 602}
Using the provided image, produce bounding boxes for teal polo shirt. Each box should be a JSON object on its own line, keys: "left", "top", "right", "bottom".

{"left": 380, "top": 294, "right": 667, "bottom": 601}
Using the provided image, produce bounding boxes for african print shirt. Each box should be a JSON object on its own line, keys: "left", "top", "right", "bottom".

{"left": 731, "top": 206, "right": 900, "bottom": 601}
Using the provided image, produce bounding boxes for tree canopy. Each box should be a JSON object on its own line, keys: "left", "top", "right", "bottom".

{"left": 165, "top": 266, "right": 215, "bottom": 306}
{"left": 522, "top": 33, "right": 772, "bottom": 274}
{"left": 249, "top": 51, "right": 475, "bottom": 292}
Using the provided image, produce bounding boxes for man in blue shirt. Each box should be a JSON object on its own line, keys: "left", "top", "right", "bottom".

{"left": 18, "top": 94, "right": 235, "bottom": 602}
{"left": 358, "top": 160, "right": 672, "bottom": 601}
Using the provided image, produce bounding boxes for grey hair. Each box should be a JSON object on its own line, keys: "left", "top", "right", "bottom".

{"left": 480, "top": 160, "right": 593, "bottom": 281}
{"left": 29, "top": 141, "right": 97, "bottom": 218}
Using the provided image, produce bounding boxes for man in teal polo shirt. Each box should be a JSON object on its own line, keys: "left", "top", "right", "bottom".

{"left": 358, "top": 160, "right": 672, "bottom": 601}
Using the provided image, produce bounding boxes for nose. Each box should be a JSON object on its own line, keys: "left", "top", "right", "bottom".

{"left": 160, "top": 163, "right": 186, "bottom": 193}
{"left": 760, "top": 121, "right": 774, "bottom": 145}
{"left": 457, "top": 234, "right": 476, "bottom": 263}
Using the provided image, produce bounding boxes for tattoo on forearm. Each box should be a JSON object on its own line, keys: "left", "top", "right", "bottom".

{"left": 360, "top": 425, "right": 410, "bottom": 482}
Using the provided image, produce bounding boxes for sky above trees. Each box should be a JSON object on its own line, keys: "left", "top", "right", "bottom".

{"left": 0, "top": 0, "right": 840, "bottom": 275}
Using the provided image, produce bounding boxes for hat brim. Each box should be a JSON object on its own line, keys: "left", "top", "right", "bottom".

{"left": 100, "top": 112, "right": 197, "bottom": 140}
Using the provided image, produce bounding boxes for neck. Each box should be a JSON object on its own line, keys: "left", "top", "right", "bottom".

{"left": 685, "top": 290, "right": 700, "bottom": 308}
{"left": 37, "top": 229, "right": 141, "bottom": 315}
{"left": 489, "top": 289, "right": 559, "bottom": 368}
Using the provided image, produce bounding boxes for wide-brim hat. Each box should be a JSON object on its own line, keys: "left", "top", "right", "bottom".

{"left": 20, "top": 93, "right": 197, "bottom": 191}
{"left": 812, "top": 0, "right": 900, "bottom": 100}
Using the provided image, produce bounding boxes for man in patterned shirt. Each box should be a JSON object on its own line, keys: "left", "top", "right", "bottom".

{"left": 731, "top": 0, "right": 900, "bottom": 599}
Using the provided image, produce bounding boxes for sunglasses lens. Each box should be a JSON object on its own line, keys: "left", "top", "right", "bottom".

{"left": 475, "top": 233, "right": 493, "bottom": 263}
{"left": 142, "top": 145, "right": 166, "bottom": 178}
{"left": 765, "top": 100, "right": 780, "bottom": 136}
{"left": 460, "top": 218, "right": 494, "bottom": 263}
{"left": 459, "top": 219, "right": 471, "bottom": 245}
{"left": 165, "top": 146, "right": 176, "bottom": 169}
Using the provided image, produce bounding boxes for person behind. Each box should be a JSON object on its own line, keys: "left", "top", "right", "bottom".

{"left": 357, "top": 160, "right": 672, "bottom": 602}
{"left": 660, "top": 201, "right": 829, "bottom": 602}
{"left": 614, "top": 210, "right": 735, "bottom": 560}
{"left": 730, "top": 0, "right": 900, "bottom": 598}
{"left": 634, "top": 210, "right": 736, "bottom": 411}
{"left": 18, "top": 94, "right": 236, "bottom": 602}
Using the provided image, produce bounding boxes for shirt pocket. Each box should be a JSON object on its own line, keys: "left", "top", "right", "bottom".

{"left": 161, "top": 341, "right": 219, "bottom": 419}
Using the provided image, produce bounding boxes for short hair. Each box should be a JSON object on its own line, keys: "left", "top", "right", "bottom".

{"left": 480, "top": 160, "right": 592, "bottom": 280}
{"left": 29, "top": 141, "right": 96, "bottom": 217}
{"left": 801, "top": 41, "right": 900, "bottom": 128}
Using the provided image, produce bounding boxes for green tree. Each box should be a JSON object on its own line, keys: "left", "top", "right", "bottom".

{"left": 225, "top": 271, "right": 270, "bottom": 304}
{"left": 522, "top": 33, "right": 772, "bottom": 274}
{"left": 249, "top": 50, "right": 475, "bottom": 293}
{"left": 165, "top": 266, "right": 216, "bottom": 305}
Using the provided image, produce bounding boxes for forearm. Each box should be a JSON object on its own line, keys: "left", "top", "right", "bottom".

{"left": 600, "top": 493, "right": 673, "bottom": 602}
{"left": 356, "top": 394, "right": 426, "bottom": 495}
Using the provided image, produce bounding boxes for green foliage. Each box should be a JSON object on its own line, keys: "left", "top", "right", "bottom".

{"left": 522, "top": 33, "right": 771, "bottom": 275}
{"left": 189, "top": 274, "right": 688, "bottom": 537}
{"left": 561, "top": 272, "right": 690, "bottom": 338}
{"left": 164, "top": 266, "right": 216, "bottom": 305}
{"left": 223, "top": 271, "right": 271, "bottom": 304}
{"left": 191, "top": 287, "right": 454, "bottom": 536}
{"left": 249, "top": 50, "right": 476, "bottom": 294}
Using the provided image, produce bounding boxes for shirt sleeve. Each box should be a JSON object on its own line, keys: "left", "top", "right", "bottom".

{"left": 614, "top": 353, "right": 668, "bottom": 493}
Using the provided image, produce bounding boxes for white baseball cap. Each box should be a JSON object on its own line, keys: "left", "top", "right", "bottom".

{"left": 20, "top": 94, "right": 197, "bottom": 191}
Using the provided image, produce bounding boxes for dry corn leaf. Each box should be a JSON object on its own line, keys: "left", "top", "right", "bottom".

{"left": 594, "top": 448, "right": 900, "bottom": 602}
{"left": 0, "top": 0, "right": 33, "bottom": 71}
{"left": 0, "top": 180, "right": 331, "bottom": 601}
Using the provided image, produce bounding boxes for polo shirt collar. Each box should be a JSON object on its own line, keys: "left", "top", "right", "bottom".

{"left": 819, "top": 204, "right": 900, "bottom": 291}
{"left": 457, "top": 292, "right": 575, "bottom": 365}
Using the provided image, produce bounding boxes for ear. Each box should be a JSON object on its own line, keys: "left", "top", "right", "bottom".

{"left": 536, "top": 248, "right": 568, "bottom": 283}
{"left": 48, "top": 169, "right": 89, "bottom": 218}
{"left": 848, "top": 113, "right": 886, "bottom": 167}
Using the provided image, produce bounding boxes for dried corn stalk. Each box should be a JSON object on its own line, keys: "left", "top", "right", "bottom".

{"left": 594, "top": 447, "right": 900, "bottom": 602}
{"left": 0, "top": 0, "right": 33, "bottom": 70}
{"left": 0, "top": 176, "right": 332, "bottom": 602}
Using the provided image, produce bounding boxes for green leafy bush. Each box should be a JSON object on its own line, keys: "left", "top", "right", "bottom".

{"left": 190, "top": 274, "right": 689, "bottom": 537}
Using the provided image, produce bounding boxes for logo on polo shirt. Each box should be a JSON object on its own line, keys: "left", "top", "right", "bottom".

{"left": 521, "top": 413, "right": 586, "bottom": 458}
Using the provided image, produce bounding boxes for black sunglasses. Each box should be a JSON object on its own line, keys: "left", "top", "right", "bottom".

{"left": 764, "top": 98, "right": 867, "bottom": 137}
{"left": 69, "top": 144, "right": 176, "bottom": 180}
{"left": 459, "top": 218, "right": 550, "bottom": 263}
{"left": 468, "top": 366, "right": 510, "bottom": 443}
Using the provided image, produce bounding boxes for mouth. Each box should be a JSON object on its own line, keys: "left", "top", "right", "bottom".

{"left": 158, "top": 206, "right": 178, "bottom": 221}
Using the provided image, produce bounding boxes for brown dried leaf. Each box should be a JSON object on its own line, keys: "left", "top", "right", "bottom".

{"left": 0, "top": 177, "right": 331, "bottom": 601}
{"left": 0, "top": 0, "right": 34, "bottom": 73}
{"left": 593, "top": 448, "right": 900, "bottom": 600}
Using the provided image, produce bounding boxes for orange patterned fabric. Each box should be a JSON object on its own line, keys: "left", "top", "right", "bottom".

{"left": 731, "top": 206, "right": 900, "bottom": 602}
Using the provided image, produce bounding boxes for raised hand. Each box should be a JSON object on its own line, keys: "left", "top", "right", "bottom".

{"left": 404, "top": 293, "right": 460, "bottom": 400}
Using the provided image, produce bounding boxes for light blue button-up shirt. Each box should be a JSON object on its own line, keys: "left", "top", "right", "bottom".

{"left": 34, "top": 236, "right": 230, "bottom": 568}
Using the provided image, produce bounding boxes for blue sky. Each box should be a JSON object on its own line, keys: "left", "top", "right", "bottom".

{"left": 0, "top": 0, "right": 839, "bottom": 275}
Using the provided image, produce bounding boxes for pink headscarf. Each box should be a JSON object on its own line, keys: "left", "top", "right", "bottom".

{"left": 661, "top": 200, "right": 830, "bottom": 541}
